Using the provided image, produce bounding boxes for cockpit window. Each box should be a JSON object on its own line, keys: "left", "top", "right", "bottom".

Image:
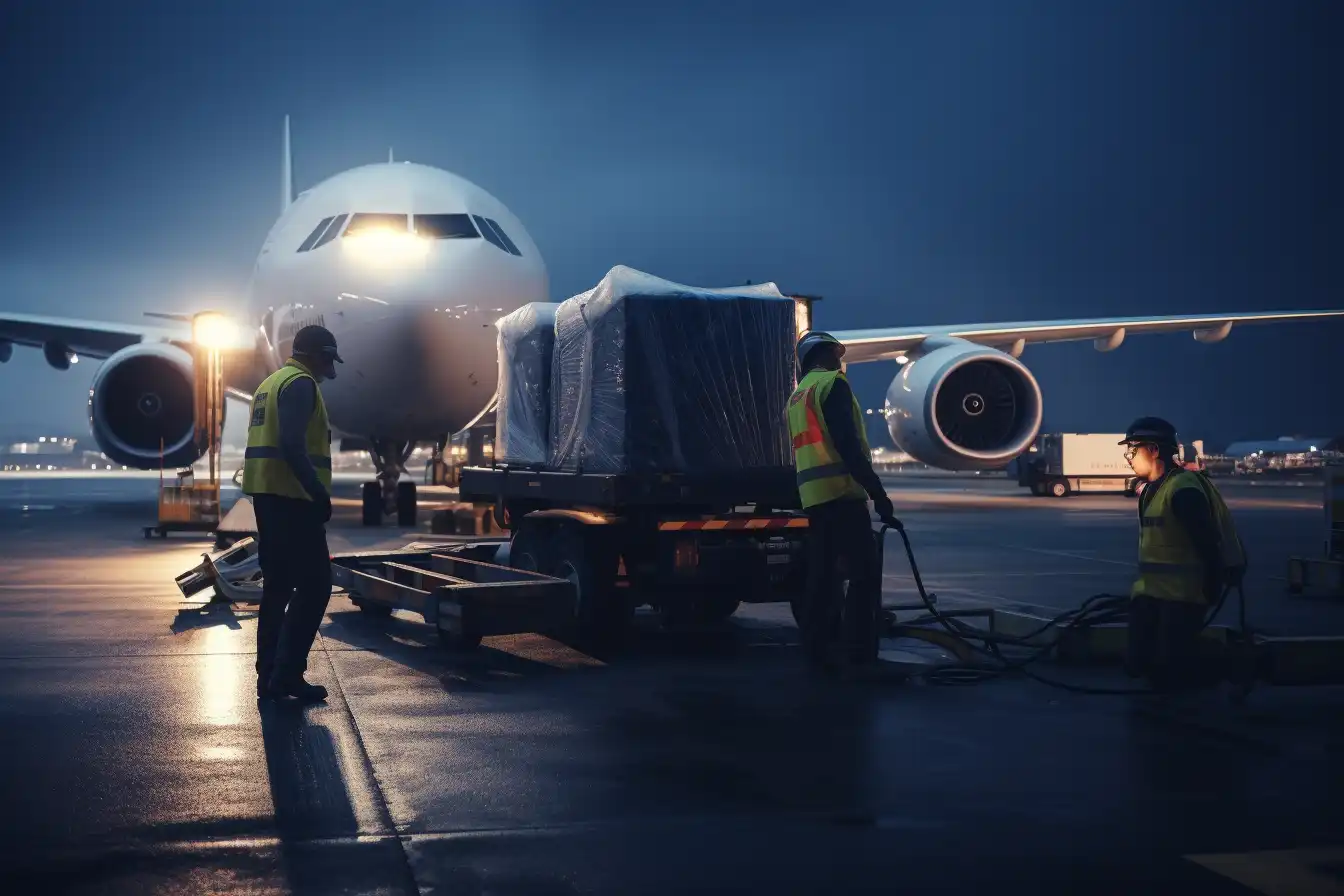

{"left": 297, "top": 216, "right": 334, "bottom": 252}
{"left": 472, "top": 215, "right": 507, "bottom": 252}
{"left": 310, "top": 213, "right": 348, "bottom": 249}
{"left": 472, "top": 215, "right": 522, "bottom": 257}
{"left": 484, "top": 217, "right": 521, "bottom": 256}
{"left": 344, "top": 213, "right": 409, "bottom": 236}
{"left": 414, "top": 214, "right": 479, "bottom": 239}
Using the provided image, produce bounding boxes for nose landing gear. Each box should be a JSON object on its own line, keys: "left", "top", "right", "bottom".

{"left": 362, "top": 439, "right": 418, "bottom": 527}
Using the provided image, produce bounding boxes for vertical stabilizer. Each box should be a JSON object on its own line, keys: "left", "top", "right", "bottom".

{"left": 282, "top": 115, "right": 294, "bottom": 213}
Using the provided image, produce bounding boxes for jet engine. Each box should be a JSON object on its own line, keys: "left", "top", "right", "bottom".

{"left": 883, "top": 337, "right": 1042, "bottom": 470}
{"left": 88, "top": 343, "right": 205, "bottom": 469}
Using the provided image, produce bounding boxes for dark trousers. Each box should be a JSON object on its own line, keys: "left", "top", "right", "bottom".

{"left": 804, "top": 498, "right": 882, "bottom": 667}
{"left": 1125, "top": 594, "right": 1212, "bottom": 690}
{"left": 253, "top": 494, "right": 332, "bottom": 684}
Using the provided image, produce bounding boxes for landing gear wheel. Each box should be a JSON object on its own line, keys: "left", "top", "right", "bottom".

{"left": 551, "top": 522, "right": 630, "bottom": 653}
{"left": 396, "top": 481, "right": 418, "bottom": 527}
{"left": 1049, "top": 479, "right": 1070, "bottom": 498}
{"left": 361, "top": 482, "right": 382, "bottom": 526}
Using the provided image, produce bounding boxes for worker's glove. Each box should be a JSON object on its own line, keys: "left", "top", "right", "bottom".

{"left": 315, "top": 493, "right": 333, "bottom": 524}
{"left": 872, "top": 493, "right": 896, "bottom": 526}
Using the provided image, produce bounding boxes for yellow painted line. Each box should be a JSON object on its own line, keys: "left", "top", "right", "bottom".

{"left": 1186, "top": 847, "right": 1344, "bottom": 896}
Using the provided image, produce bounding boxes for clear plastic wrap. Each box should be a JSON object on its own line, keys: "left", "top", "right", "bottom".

{"left": 495, "top": 302, "right": 560, "bottom": 465}
{"left": 550, "top": 265, "right": 796, "bottom": 474}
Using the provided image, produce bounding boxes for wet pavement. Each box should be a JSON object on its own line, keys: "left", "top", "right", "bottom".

{"left": 2, "top": 474, "right": 1343, "bottom": 894}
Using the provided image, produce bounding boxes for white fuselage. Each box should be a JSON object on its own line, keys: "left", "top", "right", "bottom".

{"left": 244, "top": 162, "right": 548, "bottom": 442}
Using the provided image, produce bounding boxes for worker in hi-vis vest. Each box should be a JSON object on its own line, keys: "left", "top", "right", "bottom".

{"left": 1121, "top": 417, "right": 1245, "bottom": 690}
{"left": 787, "top": 331, "right": 898, "bottom": 675}
{"left": 242, "top": 325, "right": 342, "bottom": 703}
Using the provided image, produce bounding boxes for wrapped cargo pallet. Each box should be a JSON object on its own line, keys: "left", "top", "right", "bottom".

{"left": 550, "top": 266, "right": 795, "bottom": 474}
{"left": 495, "top": 302, "right": 560, "bottom": 465}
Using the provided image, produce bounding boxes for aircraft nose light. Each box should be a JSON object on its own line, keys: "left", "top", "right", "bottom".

{"left": 138, "top": 393, "right": 163, "bottom": 417}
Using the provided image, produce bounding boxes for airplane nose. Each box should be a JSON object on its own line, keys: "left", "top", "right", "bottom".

{"left": 325, "top": 303, "right": 499, "bottom": 439}
{"left": 412, "top": 304, "right": 500, "bottom": 393}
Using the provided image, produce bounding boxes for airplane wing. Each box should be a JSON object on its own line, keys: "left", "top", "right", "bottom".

{"left": 0, "top": 311, "right": 269, "bottom": 398}
{"left": 0, "top": 311, "right": 185, "bottom": 360}
{"left": 833, "top": 310, "right": 1344, "bottom": 364}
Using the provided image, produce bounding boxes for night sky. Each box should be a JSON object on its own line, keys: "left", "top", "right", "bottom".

{"left": 1, "top": 0, "right": 1340, "bottom": 452}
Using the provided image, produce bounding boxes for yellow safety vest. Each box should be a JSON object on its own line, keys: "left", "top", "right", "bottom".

{"left": 1132, "top": 469, "right": 1245, "bottom": 603}
{"left": 241, "top": 360, "right": 332, "bottom": 500}
{"left": 787, "top": 368, "right": 871, "bottom": 508}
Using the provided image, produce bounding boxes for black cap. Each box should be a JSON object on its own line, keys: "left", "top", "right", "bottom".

{"left": 292, "top": 325, "right": 343, "bottom": 364}
{"left": 1120, "top": 416, "right": 1178, "bottom": 446}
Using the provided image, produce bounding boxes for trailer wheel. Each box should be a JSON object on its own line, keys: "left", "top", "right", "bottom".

{"left": 1030, "top": 482, "right": 1045, "bottom": 497}
{"left": 438, "top": 624, "right": 483, "bottom": 651}
{"left": 353, "top": 600, "right": 393, "bottom": 618}
{"left": 790, "top": 597, "right": 807, "bottom": 635}
{"left": 660, "top": 591, "right": 741, "bottom": 628}
{"left": 509, "top": 518, "right": 553, "bottom": 573}
{"left": 700, "top": 594, "right": 741, "bottom": 624}
{"left": 1048, "top": 479, "right": 1070, "bottom": 498}
{"left": 551, "top": 522, "right": 630, "bottom": 652}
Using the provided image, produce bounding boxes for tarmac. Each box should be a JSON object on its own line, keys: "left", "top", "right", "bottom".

{"left": 1, "top": 472, "right": 1343, "bottom": 894}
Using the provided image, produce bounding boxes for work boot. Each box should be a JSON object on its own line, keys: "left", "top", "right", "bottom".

{"left": 268, "top": 676, "right": 328, "bottom": 703}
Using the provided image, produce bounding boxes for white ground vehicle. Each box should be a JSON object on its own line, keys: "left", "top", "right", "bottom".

{"left": 1017, "top": 433, "right": 1141, "bottom": 498}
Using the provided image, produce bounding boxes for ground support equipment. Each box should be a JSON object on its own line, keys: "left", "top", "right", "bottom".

{"left": 175, "top": 537, "right": 264, "bottom": 605}
{"left": 459, "top": 464, "right": 811, "bottom": 650}
{"left": 330, "top": 540, "right": 574, "bottom": 649}
{"left": 1284, "top": 468, "right": 1344, "bottom": 599}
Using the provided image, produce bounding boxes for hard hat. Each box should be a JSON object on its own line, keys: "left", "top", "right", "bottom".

{"left": 1119, "top": 416, "right": 1179, "bottom": 447}
{"left": 797, "top": 330, "right": 844, "bottom": 367}
{"left": 293, "top": 325, "right": 344, "bottom": 364}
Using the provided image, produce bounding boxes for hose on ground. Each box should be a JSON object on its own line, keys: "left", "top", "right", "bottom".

{"left": 875, "top": 522, "right": 1247, "bottom": 695}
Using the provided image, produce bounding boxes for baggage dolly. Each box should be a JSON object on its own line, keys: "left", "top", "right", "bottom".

{"left": 330, "top": 542, "right": 575, "bottom": 649}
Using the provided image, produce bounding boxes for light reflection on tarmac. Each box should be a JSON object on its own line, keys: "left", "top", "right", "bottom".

{"left": 0, "top": 473, "right": 1342, "bottom": 894}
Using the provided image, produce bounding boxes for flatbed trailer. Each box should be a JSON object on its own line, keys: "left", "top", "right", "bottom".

{"left": 330, "top": 540, "right": 577, "bottom": 649}
{"left": 457, "top": 463, "right": 812, "bottom": 649}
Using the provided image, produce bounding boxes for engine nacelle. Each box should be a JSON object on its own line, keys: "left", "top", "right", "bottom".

{"left": 89, "top": 343, "right": 204, "bottom": 469}
{"left": 884, "top": 337, "right": 1042, "bottom": 470}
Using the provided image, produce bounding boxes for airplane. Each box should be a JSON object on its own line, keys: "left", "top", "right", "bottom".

{"left": 0, "top": 117, "right": 546, "bottom": 525}
{"left": 1, "top": 117, "right": 1341, "bottom": 525}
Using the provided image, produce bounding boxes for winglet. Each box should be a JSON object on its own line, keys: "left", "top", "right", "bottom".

{"left": 282, "top": 115, "right": 294, "bottom": 214}
{"left": 388, "top": 146, "right": 394, "bottom": 163}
